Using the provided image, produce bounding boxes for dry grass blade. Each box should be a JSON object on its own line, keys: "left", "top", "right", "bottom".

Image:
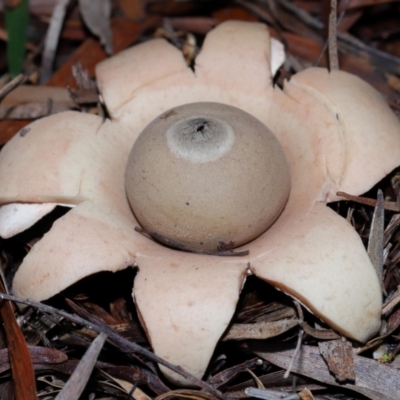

{"left": 252, "top": 343, "right": 400, "bottom": 400}
{"left": 245, "top": 369, "right": 265, "bottom": 389}
{"left": 368, "top": 189, "right": 385, "bottom": 291}
{"left": 0, "top": 281, "right": 37, "bottom": 399}
{"left": 55, "top": 331, "right": 107, "bottom": 400}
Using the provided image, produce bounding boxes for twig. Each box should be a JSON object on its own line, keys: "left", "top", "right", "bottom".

{"left": 0, "top": 74, "right": 25, "bottom": 103}
{"left": 0, "top": 293, "right": 229, "bottom": 400}
{"left": 284, "top": 301, "right": 304, "bottom": 379}
{"left": 283, "top": 330, "right": 304, "bottom": 380}
{"left": 314, "top": 0, "right": 349, "bottom": 67}
{"left": 337, "top": 191, "right": 400, "bottom": 212}
{"left": 328, "top": 0, "right": 339, "bottom": 70}
{"left": 135, "top": 226, "right": 249, "bottom": 257}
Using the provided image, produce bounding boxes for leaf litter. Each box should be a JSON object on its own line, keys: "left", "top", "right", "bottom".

{"left": 2, "top": 0, "right": 400, "bottom": 399}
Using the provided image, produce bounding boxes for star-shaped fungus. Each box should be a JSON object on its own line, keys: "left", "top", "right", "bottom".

{"left": 0, "top": 21, "right": 400, "bottom": 385}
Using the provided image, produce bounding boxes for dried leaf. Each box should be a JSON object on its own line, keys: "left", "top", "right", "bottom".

{"left": 387, "top": 306, "right": 400, "bottom": 331}
{"left": 223, "top": 319, "right": 299, "bottom": 341}
{"left": 337, "top": 191, "right": 399, "bottom": 212}
{"left": 228, "top": 369, "right": 326, "bottom": 393}
{"left": 246, "top": 368, "right": 265, "bottom": 390}
{"left": 252, "top": 343, "right": 400, "bottom": 400}
{"left": 1, "top": 85, "right": 74, "bottom": 107}
{"left": 99, "top": 369, "right": 152, "bottom": 400}
{"left": 47, "top": 17, "right": 155, "bottom": 88}
{"left": 156, "top": 389, "right": 220, "bottom": 400}
{"left": 382, "top": 286, "right": 400, "bottom": 314}
{"left": 209, "top": 358, "right": 261, "bottom": 388}
{"left": 55, "top": 332, "right": 107, "bottom": 400}
{"left": 0, "top": 280, "right": 37, "bottom": 399}
{"left": 300, "top": 322, "right": 340, "bottom": 340}
{"left": 78, "top": 0, "right": 113, "bottom": 55}
{"left": 318, "top": 339, "right": 355, "bottom": 382}
{"left": 0, "top": 345, "right": 67, "bottom": 375}
{"left": 244, "top": 387, "right": 293, "bottom": 400}
{"left": 0, "top": 102, "right": 72, "bottom": 119}
{"left": 117, "top": 0, "right": 146, "bottom": 21}
{"left": 298, "top": 388, "right": 314, "bottom": 400}
{"left": 368, "top": 189, "right": 385, "bottom": 290}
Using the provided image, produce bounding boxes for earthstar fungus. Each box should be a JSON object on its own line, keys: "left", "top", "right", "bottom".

{"left": 125, "top": 102, "right": 290, "bottom": 251}
{"left": 0, "top": 21, "right": 399, "bottom": 385}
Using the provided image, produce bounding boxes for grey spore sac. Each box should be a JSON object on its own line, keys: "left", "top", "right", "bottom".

{"left": 166, "top": 115, "right": 235, "bottom": 163}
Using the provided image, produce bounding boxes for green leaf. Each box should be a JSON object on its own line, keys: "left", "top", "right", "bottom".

{"left": 5, "top": 0, "right": 29, "bottom": 77}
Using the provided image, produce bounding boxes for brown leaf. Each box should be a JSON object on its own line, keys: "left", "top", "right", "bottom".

{"left": 300, "top": 322, "right": 341, "bottom": 340}
{"left": 209, "top": 359, "right": 261, "bottom": 388}
{"left": 0, "top": 346, "right": 67, "bottom": 375}
{"left": 116, "top": 0, "right": 146, "bottom": 21}
{"left": 156, "top": 389, "right": 220, "bottom": 400}
{"left": 47, "top": 16, "right": 160, "bottom": 88}
{"left": 223, "top": 319, "right": 299, "bottom": 341}
{"left": 318, "top": 339, "right": 356, "bottom": 382}
{"left": 298, "top": 388, "right": 315, "bottom": 400}
{"left": 387, "top": 306, "right": 400, "bottom": 332}
{"left": 0, "top": 281, "right": 37, "bottom": 399}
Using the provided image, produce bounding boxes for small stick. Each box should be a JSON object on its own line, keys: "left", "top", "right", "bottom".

{"left": 337, "top": 191, "right": 400, "bottom": 212}
{"left": 134, "top": 226, "right": 249, "bottom": 257}
{"left": 284, "top": 301, "right": 304, "bottom": 379}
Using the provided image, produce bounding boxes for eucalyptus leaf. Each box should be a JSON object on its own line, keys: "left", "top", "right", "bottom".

{"left": 78, "top": 0, "right": 113, "bottom": 55}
